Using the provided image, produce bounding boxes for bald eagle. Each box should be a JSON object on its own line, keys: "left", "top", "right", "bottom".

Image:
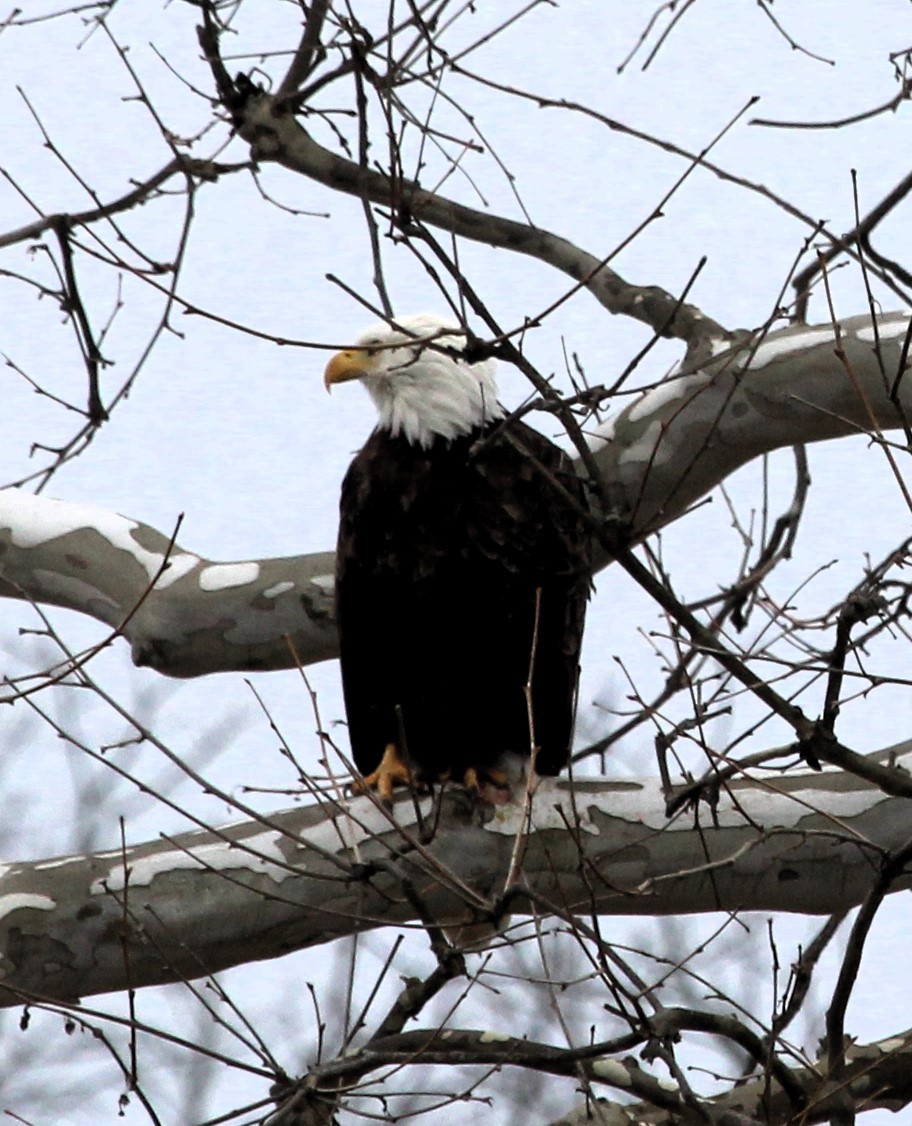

{"left": 325, "top": 313, "right": 591, "bottom": 800}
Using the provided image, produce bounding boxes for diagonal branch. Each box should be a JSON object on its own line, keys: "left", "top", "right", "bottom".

{"left": 215, "top": 70, "right": 730, "bottom": 355}
{"left": 276, "top": 0, "right": 331, "bottom": 100}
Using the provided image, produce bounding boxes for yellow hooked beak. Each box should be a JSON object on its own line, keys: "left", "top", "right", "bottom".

{"left": 323, "top": 349, "right": 375, "bottom": 392}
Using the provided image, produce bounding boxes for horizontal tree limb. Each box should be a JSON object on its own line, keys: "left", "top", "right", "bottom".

{"left": 1, "top": 310, "right": 909, "bottom": 677}
{"left": 1, "top": 745, "right": 910, "bottom": 1008}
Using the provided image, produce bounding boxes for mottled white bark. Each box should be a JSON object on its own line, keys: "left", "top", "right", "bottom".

{"left": 1, "top": 746, "right": 909, "bottom": 1007}
{"left": 0, "top": 494, "right": 338, "bottom": 676}
{"left": 1, "top": 310, "right": 909, "bottom": 676}
{"left": 601, "top": 310, "right": 912, "bottom": 545}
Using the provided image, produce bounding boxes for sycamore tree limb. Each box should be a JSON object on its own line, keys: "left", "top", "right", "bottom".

{"left": 1, "top": 310, "right": 909, "bottom": 677}
{"left": 1, "top": 748, "right": 911, "bottom": 1008}
{"left": 0, "top": 493, "right": 338, "bottom": 677}
{"left": 547, "top": 1027, "right": 912, "bottom": 1125}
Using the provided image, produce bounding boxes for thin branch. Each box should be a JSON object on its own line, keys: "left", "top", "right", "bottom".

{"left": 753, "top": 77, "right": 912, "bottom": 129}
{"left": 276, "top": 0, "right": 330, "bottom": 100}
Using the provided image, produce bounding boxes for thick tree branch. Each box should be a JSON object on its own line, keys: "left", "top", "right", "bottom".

{"left": 1, "top": 748, "right": 911, "bottom": 1007}
{"left": 0, "top": 494, "right": 337, "bottom": 677}
{"left": 2, "top": 310, "right": 911, "bottom": 677}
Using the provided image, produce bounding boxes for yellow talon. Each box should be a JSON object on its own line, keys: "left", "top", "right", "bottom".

{"left": 463, "top": 766, "right": 511, "bottom": 794}
{"left": 354, "top": 743, "right": 413, "bottom": 802}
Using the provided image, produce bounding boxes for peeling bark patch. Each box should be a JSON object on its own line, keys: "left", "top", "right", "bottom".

{"left": 484, "top": 778, "right": 603, "bottom": 835}
{"left": 617, "top": 420, "right": 663, "bottom": 466}
{"left": 0, "top": 491, "right": 200, "bottom": 583}
{"left": 283, "top": 796, "right": 436, "bottom": 867}
{"left": 263, "top": 580, "right": 295, "bottom": 599}
{"left": 310, "top": 574, "right": 335, "bottom": 593}
{"left": 198, "top": 562, "right": 261, "bottom": 591}
{"left": 152, "top": 552, "right": 202, "bottom": 589}
{"left": 33, "top": 569, "right": 120, "bottom": 619}
{"left": 855, "top": 315, "right": 911, "bottom": 343}
{"left": 592, "top": 1059, "right": 632, "bottom": 1084}
{"left": 627, "top": 376, "right": 694, "bottom": 423}
{"left": 91, "top": 832, "right": 289, "bottom": 893}
{"left": 746, "top": 329, "right": 834, "bottom": 370}
{"left": 0, "top": 894, "right": 56, "bottom": 920}
{"left": 225, "top": 595, "right": 334, "bottom": 643}
{"left": 4, "top": 929, "right": 75, "bottom": 983}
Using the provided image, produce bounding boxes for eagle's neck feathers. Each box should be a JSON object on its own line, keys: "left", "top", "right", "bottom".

{"left": 368, "top": 347, "right": 505, "bottom": 448}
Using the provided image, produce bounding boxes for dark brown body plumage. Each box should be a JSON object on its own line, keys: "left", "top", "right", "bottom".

{"left": 335, "top": 419, "right": 591, "bottom": 782}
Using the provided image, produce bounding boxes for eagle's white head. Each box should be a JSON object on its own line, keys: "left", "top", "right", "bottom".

{"left": 323, "top": 313, "right": 505, "bottom": 448}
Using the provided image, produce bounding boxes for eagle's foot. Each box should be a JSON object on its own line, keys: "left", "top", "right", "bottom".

{"left": 463, "top": 766, "right": 513, "bottom": 804}
{"left": 354, "top": 743, "right": 414, "bottom": 803}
